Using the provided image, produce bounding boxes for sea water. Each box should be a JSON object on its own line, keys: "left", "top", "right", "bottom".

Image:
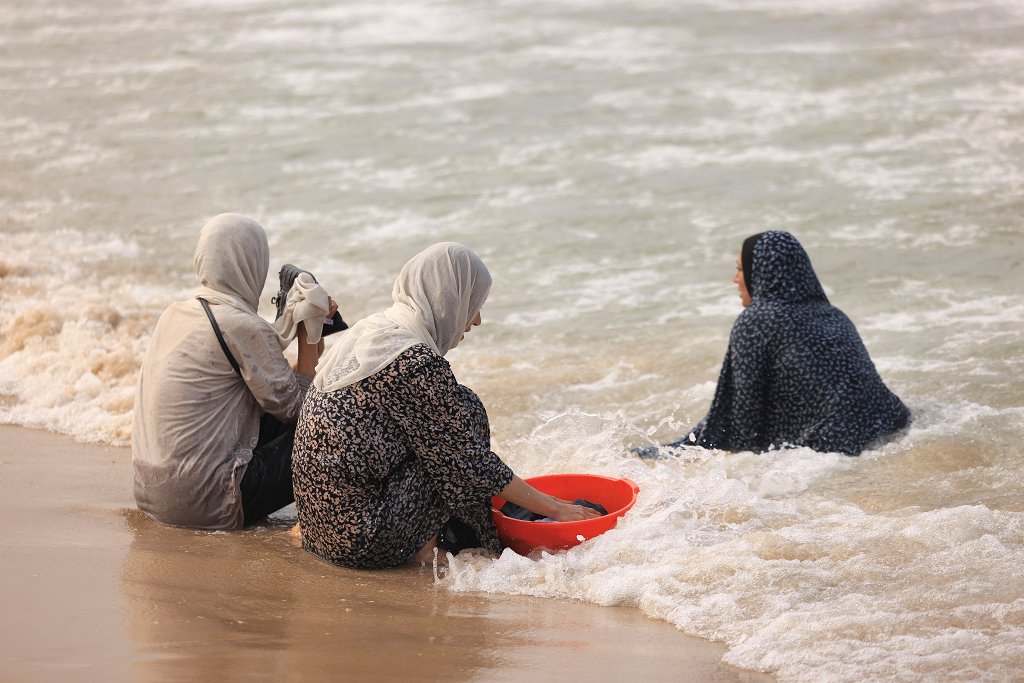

{"left": 1, "top": 0, "right": 1022, "bottom": 680}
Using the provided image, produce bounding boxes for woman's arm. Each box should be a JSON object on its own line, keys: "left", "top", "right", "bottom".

{"left": 498, "top": 476, "right": 601, "bottom": 522}
{"left": 390, "top": 351, "right": 600, "bottom": 520}
{"left": 219, "top": 307, "right": 312, "bottom": 423}
{"left": 294, "top": 321, "right": 320, "bottom": 377}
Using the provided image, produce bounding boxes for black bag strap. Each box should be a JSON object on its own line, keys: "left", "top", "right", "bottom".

{"left": 198, "top": 298, "right": 242, "bottom": 377}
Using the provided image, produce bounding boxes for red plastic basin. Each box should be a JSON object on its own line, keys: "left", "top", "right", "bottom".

{"left": 491, "top": 473, "right": 640, "bottom": 555}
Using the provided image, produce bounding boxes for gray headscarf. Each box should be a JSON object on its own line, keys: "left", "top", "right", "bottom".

{"left": 193, "top": 213, "right": 269, "bottom": 313}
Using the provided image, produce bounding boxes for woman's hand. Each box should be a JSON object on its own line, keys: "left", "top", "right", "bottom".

{"left": 546, "top": 499, "right": 602, "bottom": 522}
{"left": 497, "top": 476, "right": 603, "bottom": 522}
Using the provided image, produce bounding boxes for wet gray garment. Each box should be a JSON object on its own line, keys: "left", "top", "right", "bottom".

{"left": 132, "top": 214, "right": 311, "bottom": 530}
{"left": 132, "top": 300, "right": 311, "bottom": 529}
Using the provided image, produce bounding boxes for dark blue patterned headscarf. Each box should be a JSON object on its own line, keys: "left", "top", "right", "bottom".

{"left": 749, "top": 231, "right": 829, "bottom": 304}
{"left": 680, "top": 231, "right": 909, "bottom": 455}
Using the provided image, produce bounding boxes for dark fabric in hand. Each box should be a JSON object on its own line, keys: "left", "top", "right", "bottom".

{"left": 499, "top": 501, "right": 537, "bottom": 521}
{"left": 321, "top": 310, "right": 348, "bottom": 337}
{"left": 572, "top": 499, "right": 609, "bottom": 515}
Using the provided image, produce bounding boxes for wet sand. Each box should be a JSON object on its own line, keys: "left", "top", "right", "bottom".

{"left": 0, "top": 425, "right": 771, "bottom": 682}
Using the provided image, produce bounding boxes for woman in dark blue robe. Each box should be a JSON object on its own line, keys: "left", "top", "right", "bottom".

{"left": 677, "top": 231, "right": 909, "bottom": 456}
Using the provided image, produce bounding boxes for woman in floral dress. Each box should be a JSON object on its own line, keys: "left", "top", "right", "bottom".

{"left": 291, "top": 242, "right": 597, "bottom": 569}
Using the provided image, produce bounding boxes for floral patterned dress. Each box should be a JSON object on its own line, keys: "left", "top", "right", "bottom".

{"left": 292, "top": 344, "right": 513, "bottom": 569}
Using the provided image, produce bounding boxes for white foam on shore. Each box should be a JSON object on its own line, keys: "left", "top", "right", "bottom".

{"left": 442, "top": 409, "right": 1024, "bottom": 682}
{"left": 0, "top": 230, "right": 167, "bottom": 444}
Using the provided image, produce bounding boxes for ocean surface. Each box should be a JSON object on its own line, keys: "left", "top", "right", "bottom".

{"left": 2, "top": 0, "right": 1022, "bottom": 680}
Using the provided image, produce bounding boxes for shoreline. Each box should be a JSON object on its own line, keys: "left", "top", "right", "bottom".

{"left": 0, "top": 424, "right": 771, "bottom": 682}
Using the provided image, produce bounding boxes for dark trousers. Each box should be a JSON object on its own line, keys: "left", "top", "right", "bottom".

{"left": 239, "top": 414, "right": 296, "bottom": 525}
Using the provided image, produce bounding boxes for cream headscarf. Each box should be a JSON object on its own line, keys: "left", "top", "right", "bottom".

{"left": 314, "top": 242, "right": 492, "bottom": 393}
{"left": 193, "top": 213, "right": 269, "bottom": 313}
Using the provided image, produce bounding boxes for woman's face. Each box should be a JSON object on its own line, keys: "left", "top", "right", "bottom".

{"left": 734, "top": 252, "right": 752, "bottom": 307}
{"left": 453, "top": 310, "right": 482, "bottom": 348}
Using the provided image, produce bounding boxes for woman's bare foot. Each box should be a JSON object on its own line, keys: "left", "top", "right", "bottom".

{"left": 286, "top": 522, "right": 302, "bottom": 546}
{"left": 410, "top": 535, "right": 440, "bottom": 564}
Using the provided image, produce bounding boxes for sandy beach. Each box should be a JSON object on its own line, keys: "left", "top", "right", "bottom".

{"left": 3, "top": 0, "right": 1023, "bottom": 679}
{"left": 0, "top": 425, "right": 770, "bottom": 682}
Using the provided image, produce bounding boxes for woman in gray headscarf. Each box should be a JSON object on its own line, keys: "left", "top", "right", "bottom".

{"left": 132, "top": 213, "right": 336, "bottom": 530}
{"left": 292, "top": 242, "right": 597, "bottom": 569}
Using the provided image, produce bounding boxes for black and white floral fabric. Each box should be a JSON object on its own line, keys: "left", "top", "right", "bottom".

{"left": 683, "top": 231, "right": 910, "bottom": 456}
{"left": 292, "top": 344, "right": 513, "bottom": 569}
